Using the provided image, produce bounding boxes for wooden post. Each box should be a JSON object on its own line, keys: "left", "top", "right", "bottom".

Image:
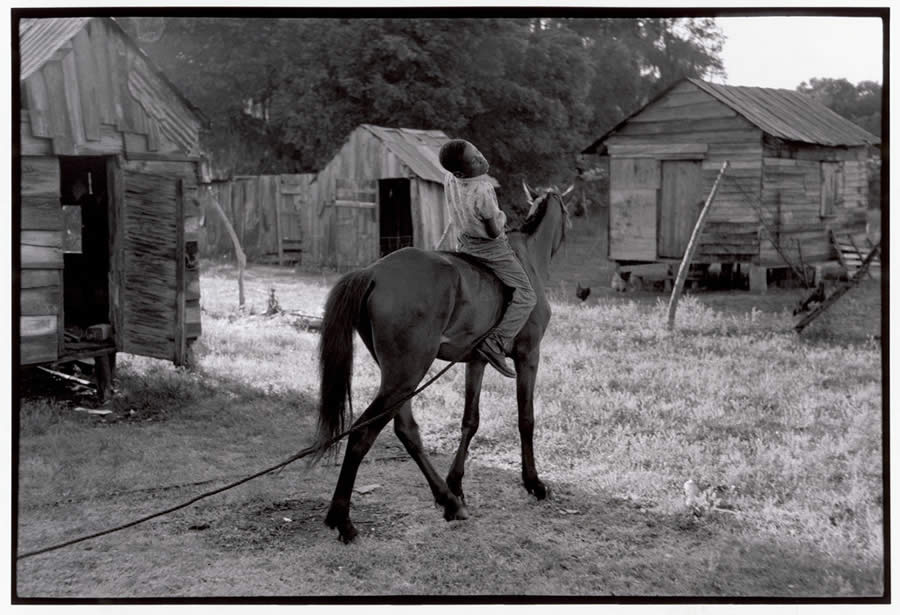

{"left": 667, "top": 161, "right": 729, "bottom": 330}
{"left": 207, "top": 186, "right": 247, "bottom": 309}
{"left": 274, "top": 178, "right": 284, "bottom": 266}
{"left": 95, "top": 352, "right": 114, "bottom": 401}
{"left": 174, "top": 180, "right": 186, "bottom": 366}
{"left": 749, "top": 266, "right": 767, "bottom": 294}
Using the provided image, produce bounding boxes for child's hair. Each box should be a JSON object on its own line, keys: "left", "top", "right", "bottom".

{"left": 439, "top": 140, "right": 470, "bottom": 175}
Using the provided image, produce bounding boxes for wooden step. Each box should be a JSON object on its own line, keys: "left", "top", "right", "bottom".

{"left": 831, "top": 230, "right": 880, "bottom": 278}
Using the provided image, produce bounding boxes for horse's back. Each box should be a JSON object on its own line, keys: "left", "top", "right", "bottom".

{"left": 367, "top": 247, "right": 506, "bottom": 361}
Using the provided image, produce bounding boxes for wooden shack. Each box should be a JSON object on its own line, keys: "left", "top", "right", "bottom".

{"left": 18, "top": 17, "right": 205, "bottom": 393}
{"left": 305, "top": 124, "right": 499, "bottom": 269}
{"left": 582, "top": 78, "right": 879, "bottom": 291}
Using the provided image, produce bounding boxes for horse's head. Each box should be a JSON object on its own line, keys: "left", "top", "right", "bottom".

{"left": 521, "top": 181, "right": 574, "bottom": 257}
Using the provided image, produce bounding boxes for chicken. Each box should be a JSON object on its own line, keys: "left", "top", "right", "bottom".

{"left": 575, "top": 282, "right": 591, "bottom": 301}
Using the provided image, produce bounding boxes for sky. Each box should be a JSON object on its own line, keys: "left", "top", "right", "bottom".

{"left": 712, "top": 16, "right": 884, "bottom": 89}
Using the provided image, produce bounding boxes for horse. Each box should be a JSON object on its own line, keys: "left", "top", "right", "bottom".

{"left": 313, "top": 182, "right": 573, "bottom": 542}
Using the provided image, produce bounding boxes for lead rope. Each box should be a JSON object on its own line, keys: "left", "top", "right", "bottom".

{"left": 16, "top": 331, "right": 493, "bottom": 561}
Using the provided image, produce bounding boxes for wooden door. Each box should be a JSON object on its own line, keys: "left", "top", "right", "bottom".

{"left": 609, "top": 158, "right": 659, "bottom": 260}
{"left": 278, "top": 174, "right": 309, "bottom": 260}
{"left": 658, "top": 160, "right": 703, "bottom": 258}
{"left": 334, "top": 178, "right": 378, "bottom": 269}
{"left": 119, "top": 170, "right": 187, "bottom": 363}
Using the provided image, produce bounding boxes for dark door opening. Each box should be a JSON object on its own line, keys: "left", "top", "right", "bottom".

{"left": 60, "top": 156, "right": 110, "bottom": 332}
{"left": 379, "top": 178, "right": 414, "bottom": 256}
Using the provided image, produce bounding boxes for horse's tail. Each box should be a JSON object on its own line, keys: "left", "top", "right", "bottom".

{"left": 313, "top": 268, "right": 375, "bottom": 458}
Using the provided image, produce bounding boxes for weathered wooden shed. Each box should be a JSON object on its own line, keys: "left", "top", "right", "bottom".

{"left": 305, "top": 124, "right": 499, "bottom": 270}
{"left": 18, "top": 17, "right": 205, "bottom": 391}
{"left": 582, "top": 78, "right": 879, "bottom": 291}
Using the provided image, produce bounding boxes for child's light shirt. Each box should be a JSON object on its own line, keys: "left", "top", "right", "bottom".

{"left": 443, "top": 172, "right": 507, "bottom": 240}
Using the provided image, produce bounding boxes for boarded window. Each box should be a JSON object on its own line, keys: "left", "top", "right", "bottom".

{"left": 820, "top": 162, "right": 844, "bottom": 217}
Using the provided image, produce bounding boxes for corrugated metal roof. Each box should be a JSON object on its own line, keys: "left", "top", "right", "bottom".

{"left": 19, "top": 17, "right": 92, "bottom": 80}
{"left": 584, "top": 78, "right": 879, "bottom": 154}
{"left": 688, "top": 78, "right": 879, "bottom": 147}
{"left": 18, "top": 16, "right": 206, "bottom": 125}
{"left": 360, "top": 124, "right": 499, "bottom": 186}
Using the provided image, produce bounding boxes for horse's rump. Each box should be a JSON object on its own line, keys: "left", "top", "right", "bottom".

{"left": 368, "top": 248, "right": 510, "bottom": 361}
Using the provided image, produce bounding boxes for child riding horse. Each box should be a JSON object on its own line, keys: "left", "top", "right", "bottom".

{"left": 314, "top": 181, "right": 572, "bottom": 543}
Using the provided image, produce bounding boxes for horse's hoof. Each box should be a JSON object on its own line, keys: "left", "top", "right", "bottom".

{"left": 443, "top": 496, "right": 470, "bottom": 521}
{"left": 337, "top": 524, "right": 358, "bottom": 544}
{"left": 526, "top": 480, "right": 550, "bottom": 500}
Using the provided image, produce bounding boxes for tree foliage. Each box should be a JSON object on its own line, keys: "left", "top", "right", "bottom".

{"left": 123, "top": 16, "right": 726, "bottom": 211}
{"left": 797, "top": 77, "right": 882, "bottom": 138}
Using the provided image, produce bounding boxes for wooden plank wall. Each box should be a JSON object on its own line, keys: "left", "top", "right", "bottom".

{"left": 758, "top": 156, "right": 869, "bottom": 266}
{"left": 198, "top": 126, "right": 454, "bottom": 269}
{"left": 20, "top": 155, "right": 62, "bottom": 364}
{"left": 20, "top": 18, "right": 200, "bottom": 159}
{"left": 605, "top": 80, "right": 765, "bottom": 263}
{"left": 199, "top": 174, "right": 316, "bottom": 262}
{"left": 414, "top": 179, "right": 452, "bottom": 250}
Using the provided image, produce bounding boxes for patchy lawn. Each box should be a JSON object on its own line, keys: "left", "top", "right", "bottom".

{"left": 15, "top": 263, "right": 884, "bottom": 599}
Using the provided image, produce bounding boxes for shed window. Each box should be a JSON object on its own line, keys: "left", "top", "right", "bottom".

{"left": 820, "top": 162, "right": 844, "bottom": 217}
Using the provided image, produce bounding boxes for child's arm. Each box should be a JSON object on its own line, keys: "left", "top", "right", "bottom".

{"left": 484, "top": 216, "right": 502, "bottom": 239}
{"left": 475, "top": 182, "right": 507, "bottom": 239}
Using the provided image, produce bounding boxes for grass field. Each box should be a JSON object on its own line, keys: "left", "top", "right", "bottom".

{"left": 15, "top": 259, "right": 884, "bottom": 598}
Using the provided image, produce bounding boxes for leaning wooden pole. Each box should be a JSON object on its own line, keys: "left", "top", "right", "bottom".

{"left": 207, "top": 186, "right": 247, "bottom": 309}
{"left": 667, "top": 161, "right": 729, "bottom": 330}
{"left": 794, "top": 241, "right": 881, "bottom": 333}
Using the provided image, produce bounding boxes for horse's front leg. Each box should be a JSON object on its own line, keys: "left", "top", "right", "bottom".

{"left": 514, "top": 348, "right": 549, "bottom": 500}
{"left": 446, "top": 359, "right": 486, "bottom": 503}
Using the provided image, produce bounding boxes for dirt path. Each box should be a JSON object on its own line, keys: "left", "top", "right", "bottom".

{"left": 15, "top": 433, "right": 881, "bottom": 599}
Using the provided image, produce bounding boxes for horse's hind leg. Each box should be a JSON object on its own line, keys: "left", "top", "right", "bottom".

{"left": 324, "top": 395, "right": 395, "bottom": 543}
{"left": 393, "top": 402, "right": 468, "bottom": 521}
{"left": 446, "top": 359, "right": 486, "bottom": 503}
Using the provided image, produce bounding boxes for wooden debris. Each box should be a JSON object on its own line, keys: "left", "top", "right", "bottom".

{"left": 290, "top": 311, "right": 323, "bottom": 331}
{"left": 795, "top": 241, "right": 880, "bottom": 333}
{"left": 37, "top": 365, "right": 92, "bottom": 386}
{"left": 354, "top": 484, "right": 381, "bottom": 495}
{"left": 73, "top": 407, "right": 113, "bottom": 415}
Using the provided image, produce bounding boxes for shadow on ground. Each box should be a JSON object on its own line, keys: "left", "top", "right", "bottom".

{"left": 15, "top": 433, "right": 883, "bottom": 599}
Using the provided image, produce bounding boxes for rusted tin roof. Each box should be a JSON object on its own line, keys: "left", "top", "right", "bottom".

{"left": 688, "top": 78, "right": 879, "bottom": 147}
{"left": 18, "top": 16, "right": 206, "bottom": 125}
{"left": 361, "top": 124, "right": 500, "bottom": 186}
{"left": 584, "top": 78, "right": 879, "bottom": 154}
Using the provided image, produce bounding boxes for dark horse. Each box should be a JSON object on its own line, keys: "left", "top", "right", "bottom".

{"left": 314, "top": 183, "right": 572, "bottom": 542}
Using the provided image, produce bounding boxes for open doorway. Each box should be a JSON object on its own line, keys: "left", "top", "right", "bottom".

{"left": 379, "top": 178, "right": 414, "bottom": 256}
{"left": 59, "top": 156, "right": 110, "bottom": 333}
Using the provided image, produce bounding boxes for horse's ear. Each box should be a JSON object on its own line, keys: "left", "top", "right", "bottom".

{"left": 522, "top": 180, "right": 535, "bottom": 206}
{"left": 561, "top": 184, "right": 575, "bottom": 198}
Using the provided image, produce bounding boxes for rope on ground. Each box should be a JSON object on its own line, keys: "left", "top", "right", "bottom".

{"left": 16, "top": 352, "right": 472, "bottom": 561}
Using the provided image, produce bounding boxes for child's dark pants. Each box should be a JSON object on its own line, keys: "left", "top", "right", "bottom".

{"left": 458, "top": 234, "right": 537, "bottom": 351}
